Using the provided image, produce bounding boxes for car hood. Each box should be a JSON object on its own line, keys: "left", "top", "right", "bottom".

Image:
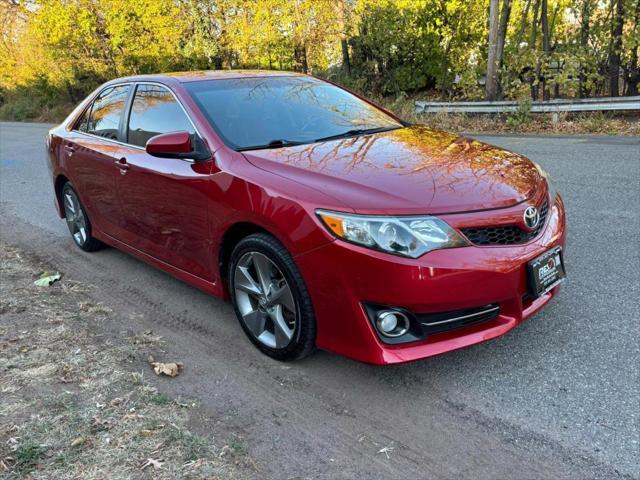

{"left": 241, "top": 126, "right": 543, "bottom": 215}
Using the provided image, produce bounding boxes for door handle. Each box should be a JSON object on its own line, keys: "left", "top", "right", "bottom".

{"left": 64, "top": 144, "right": 76, "bottom": 156}
{"left": 115, "top": 157, "right": 129, "bottom": 175}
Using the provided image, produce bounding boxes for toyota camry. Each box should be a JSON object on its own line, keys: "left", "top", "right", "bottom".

{"left": 46, "top": 71, "right": 566, "bottom": 364}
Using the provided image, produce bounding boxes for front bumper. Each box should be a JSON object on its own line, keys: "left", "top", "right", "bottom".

{"left": 295, "top": 196, "right": 567, "bottom": 365}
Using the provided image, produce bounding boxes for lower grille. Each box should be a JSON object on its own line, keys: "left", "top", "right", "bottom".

{"left": 417, "top": 304, "right": 500, "bottom": 335}
{"left": 462, "top": 200, "right": 549, "bottom": 246}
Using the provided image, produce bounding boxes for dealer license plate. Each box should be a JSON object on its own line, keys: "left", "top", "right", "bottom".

{"left": 527, "top": 246, "right": 566, "bottom": 298}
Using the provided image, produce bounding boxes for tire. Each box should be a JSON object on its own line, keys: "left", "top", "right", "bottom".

{"left": 61, "top": 182, "right": 104, "bottom": 252}
{"left": 229, "top": 233, "right": 316, "bottom": 361}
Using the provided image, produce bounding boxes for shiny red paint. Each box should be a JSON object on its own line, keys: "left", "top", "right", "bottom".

{"left": 47, "top": 71, "right": 566, "bottom": 365}
{"left": 145, "top": 131, "right": 193, "bottom": 156}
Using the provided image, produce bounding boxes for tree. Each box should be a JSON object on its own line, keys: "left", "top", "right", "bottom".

{"left": 486, "top": 0, "right": 511, "bottom": 100}
{"left": 624, "top": 0, "right": 640, "bottom": 95}
{"left": 578, "top": 0, "right": 592, "bottom": 97}
{"left": 609, "top": 0, "right": 625, "bottom": 96}
{"left": 338, "top": 0, "right": 353, "bottom": 75}
{"left": 540, "top": 0, "right": 551, "bottom": 100}
{"left": 486, "top": 0, "right": 501, "bottom": 100}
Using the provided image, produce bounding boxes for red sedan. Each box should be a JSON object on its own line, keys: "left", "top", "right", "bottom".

{"left": 46, "top": 71, "right": 566, "bottom": 365}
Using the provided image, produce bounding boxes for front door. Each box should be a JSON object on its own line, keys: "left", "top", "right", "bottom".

{"left": 115, "top": 83, "right": 214, "bottom": 280}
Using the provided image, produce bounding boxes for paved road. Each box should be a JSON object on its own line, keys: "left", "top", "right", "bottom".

{"left": 1, "top": 122, "right": 639, "bottom": 478}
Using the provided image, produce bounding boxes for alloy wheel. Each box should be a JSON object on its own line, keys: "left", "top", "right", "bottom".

{"left": 233, "top": 251, "right": 297, "bottom": 349}
{"left": 63, "top": 188, "right": 88, "bottom": 246}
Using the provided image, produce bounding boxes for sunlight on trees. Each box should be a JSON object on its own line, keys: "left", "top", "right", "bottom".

{"left": 0, "top": 0, "right": 638, "bottom": 119}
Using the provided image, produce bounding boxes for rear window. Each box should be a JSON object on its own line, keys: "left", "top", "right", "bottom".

{"left": 184, "top": 76, "right": 401, "bottom": 150}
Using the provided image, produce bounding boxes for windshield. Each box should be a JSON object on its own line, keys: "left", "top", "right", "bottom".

{"left": 184, "top": 76, "right": 402, "bottom": 151}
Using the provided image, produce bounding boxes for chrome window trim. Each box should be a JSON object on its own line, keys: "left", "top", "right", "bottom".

{"left": 126, "top": 81, "right": 203, "bottom": 148}
{"left": 69, "top": 81, "right": 133, "bottom": 133}
{"left": 71, "top": 80, "right": 205, "bottom": 155}
{"left": 71, "top": 82, "right": 139, "bottom": 149}
{"left": 72, "top": 130, "right": 146, "bottom": 151}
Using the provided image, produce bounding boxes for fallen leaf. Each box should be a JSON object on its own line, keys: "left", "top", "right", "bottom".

{"left": 34, "top": 272, "right": 61, "bottom": 287}
{"left": 150, "top": 361, "right": 183, "bottom": 377}
{"left": 0, "top": 458, "right": 12, "bottom": 471}
{"left": 70, "top": 437, "right": 85, "bottom": 447}
{"left": 141, "top": 458, "right": 164, "bottom": 470}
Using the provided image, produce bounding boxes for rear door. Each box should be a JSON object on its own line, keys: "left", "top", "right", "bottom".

{"left": 65, "top": 84, "right": 131, "bottom": 237}
{"left": 115, "top": 83, "right": 214, "bottom": 279}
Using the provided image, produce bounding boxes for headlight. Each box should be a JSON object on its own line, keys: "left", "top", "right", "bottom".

{"left": 534, "top": 162, "right": 558, "bottom": 202}
{"left": 316, "top": 210, "right": 468, "bottom": 258}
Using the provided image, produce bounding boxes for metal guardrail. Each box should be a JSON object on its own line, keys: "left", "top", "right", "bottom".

{"left": 415, "top": 96, "right": 640, "bottom": 114}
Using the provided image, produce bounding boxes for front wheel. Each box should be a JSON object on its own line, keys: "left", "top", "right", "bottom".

{"left": 229, "top": 233, "right": 316, "bottom": 361}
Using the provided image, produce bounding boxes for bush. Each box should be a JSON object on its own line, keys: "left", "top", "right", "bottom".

{"left": 506, "top": 98, "right": 533, "bottom": 129}
{"left": 0, "top": 79, "right": 76, "bottom": 122}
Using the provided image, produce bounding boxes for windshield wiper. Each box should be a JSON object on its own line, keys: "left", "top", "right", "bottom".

{"left": 237, "top": 139, "right": 307, "bottom": 151}
{"left": 314, "top": 126, "right": 402, "bottom": 143}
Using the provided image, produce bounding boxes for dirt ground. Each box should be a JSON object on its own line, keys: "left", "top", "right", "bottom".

{"left": 0, "top": 243, "right": 256, "bottom": 479}
{"left": 2, "top": 121, "right": 638, "bottom": 479}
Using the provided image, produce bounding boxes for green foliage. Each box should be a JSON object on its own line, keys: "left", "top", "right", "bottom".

{"left": 0, "top": 0, "right": 638, "bottom": 121}
{"left": 506, "top": 98, "right": 533, "bottom": 129}
{"left": 14, "top": 440, "right": 47, "bottom": 473}
{"left": 164, "top": 428, "right": 210, "bottom": 462}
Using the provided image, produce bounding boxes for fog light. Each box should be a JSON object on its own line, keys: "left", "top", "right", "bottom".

{"left": 375, "top": 310, "right": 410, "bottom": 338}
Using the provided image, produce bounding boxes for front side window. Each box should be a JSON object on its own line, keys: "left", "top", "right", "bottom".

{"left": 127, "top": 84, "right": 195, "bottom": 147}
{"left": 87, "top": 85, "right": 130, "bottom": 140}
{"left": 185, "top": 76, "right": 402, "bottom": 151}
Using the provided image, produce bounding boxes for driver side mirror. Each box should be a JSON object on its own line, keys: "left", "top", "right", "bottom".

{"left": 145, "top": 131, "right": 211, "bottom": 162}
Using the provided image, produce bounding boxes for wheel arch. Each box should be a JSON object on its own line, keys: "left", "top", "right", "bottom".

{"left": 218, "top": 222, "right": 273, "bottom": 297}
{"left": 54, "top": 174, "right": 70, "bottom": 219}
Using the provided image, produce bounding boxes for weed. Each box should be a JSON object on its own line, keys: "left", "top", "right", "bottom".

{"left": 14, "top": 440, "right": 47, "bottom": 473}
{"left": 148, "top": 392, "right": 172, "bottom": 406}
{"left": 129, "top": 371, "right": 144, "bottom": 385}
{"left": 164, "top": 428, "right": 210, "bottom": 462}
{"left": 143, "top": 418, "right": 165, "bottom": 431}
{"left": 42, "top": 391, "right": 77, "bottom": 413}
{"left": 506, "top": 98, "right": 533, "bottom": 129}
{"left": 227, "top": 437, "right": 248, "bottom": 456}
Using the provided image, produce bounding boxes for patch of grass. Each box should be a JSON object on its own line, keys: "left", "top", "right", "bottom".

{"left": 148, "top": 392, "right": 172, "bottom": 406}
{"left": 143, "top": 418, "right": 166, "bottom": 431}
{"left": 129, "top": 371, "right": 145, "bottom": 385}
{"left": 227, "top": 437, "right": 248, "bottom": 456}
{"left": 0, "top": 242, "right": 253, "bottom": 479}
{"left": 42, "top": 391, "right": 77, "bottom": 413}
{"left": 14, "top": 440, "right": 47, "bottom": 473}
{"left": 164, "top": 427, "right": 211, "bottom": 462}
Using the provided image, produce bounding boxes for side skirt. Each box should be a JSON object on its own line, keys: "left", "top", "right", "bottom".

{"left": 93, "top": 228, "right": 225, "bottom": 299}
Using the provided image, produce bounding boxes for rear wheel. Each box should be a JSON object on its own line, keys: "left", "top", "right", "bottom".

{"left": 62, "top": 182, "right": 104, "bottom": 252}
{"left": 229, "top": 233, "right": 316, "bottom": 361}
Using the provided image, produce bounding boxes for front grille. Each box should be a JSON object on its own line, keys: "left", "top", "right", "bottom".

{"left": 417, "top": 304, "right": 500, "bottom": 336}
{"left": 462, "top": 200, "right": 548, "bottom": 246}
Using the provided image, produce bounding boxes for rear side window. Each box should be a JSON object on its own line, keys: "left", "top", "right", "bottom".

{"left": 86, "top": 85, "right": 131, "bottom": 140}
{"left": 127, "top": 84, "right": 194, "bottom": 147}
{"left": 74, "top": 107, "right": 91, "bottom": 133}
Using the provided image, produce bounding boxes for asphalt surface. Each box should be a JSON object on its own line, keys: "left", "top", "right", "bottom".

{"left": 1, "top": 122, "right": 639, "bottom": 478}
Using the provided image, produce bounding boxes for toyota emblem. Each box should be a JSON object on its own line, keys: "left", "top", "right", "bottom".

{"left": 523, "top": 206, "right": 540, "bottom": 229}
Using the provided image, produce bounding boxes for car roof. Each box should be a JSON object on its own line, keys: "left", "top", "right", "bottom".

{"left": 112, "top": 70, "right": 307, "bottom": 84}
